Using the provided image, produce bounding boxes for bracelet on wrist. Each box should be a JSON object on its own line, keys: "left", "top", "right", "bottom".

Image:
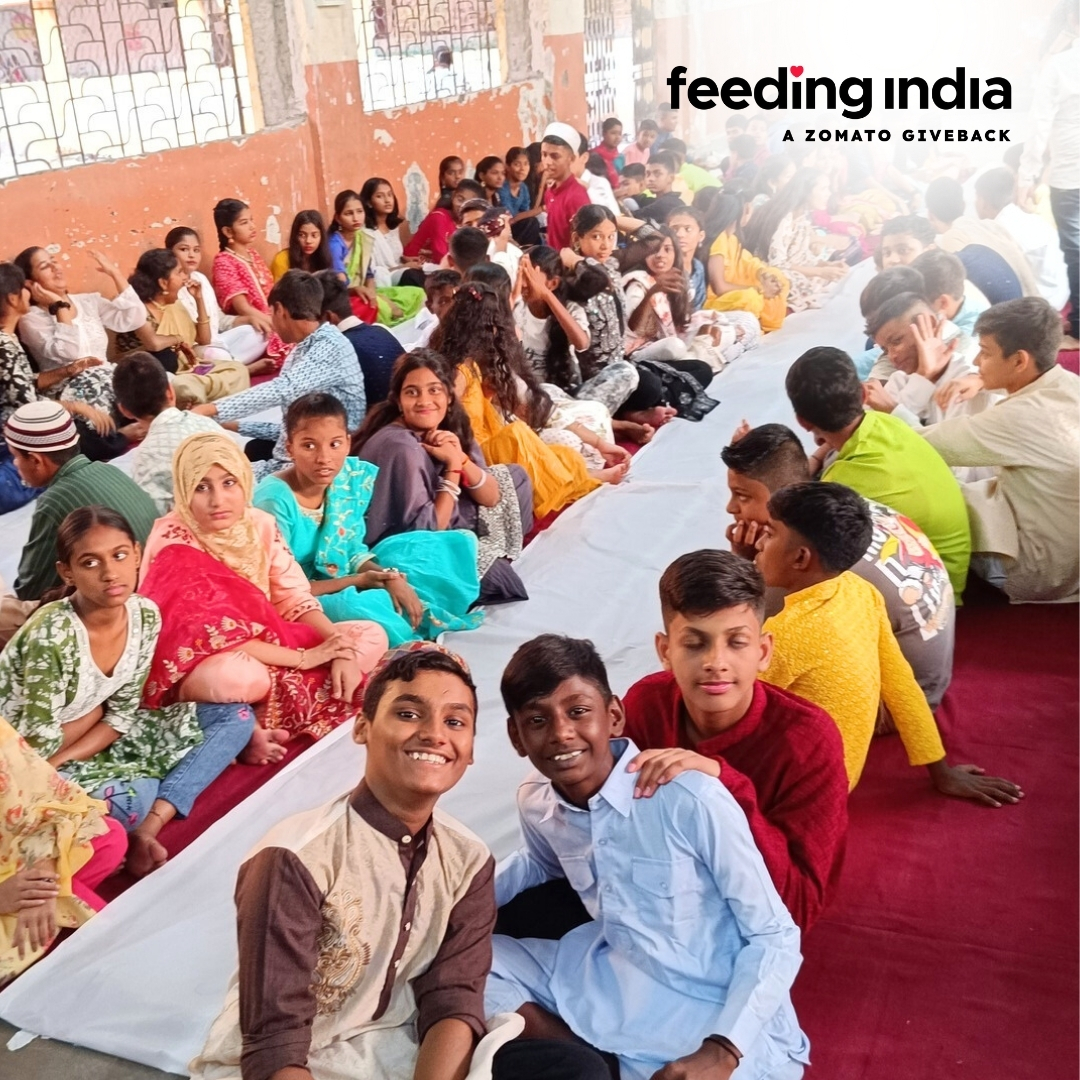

{"left": 294, "top": 647, "right": 306, "bottom": 670}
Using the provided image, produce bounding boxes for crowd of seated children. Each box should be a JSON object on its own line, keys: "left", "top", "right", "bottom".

{"left": 489, "top": 633, "right": 809, "bottom": 1080}
{"left": 784, "top": 347, "right": 972, "bottom": 600}
{"left": 405, "top": 177, "right": 486, "bottom": 265}
{"left": 353, "top": 350, "right": 532, "bottom": 606}
{"left": 742, "top": 169, "right": 849, "bottom": 312}
{"left": 923, "top": 297, "right": 1079, "bottom": 604}
{"left": 253, "top": 393, "right": 483, "bottom": 645}
{"left": 137, "top": 431, "right": 388, "bottom": 765}
{"left": 721, "top": 423, "right": 957, "bottom": 710}
{"left": 0, "top": 505, "right": 255, "bottom": 878}
{"left": 210, "top": 199, "right": 291, "bottom": 372}
{"left": 270, "top": 209, "right": 333, "bottom": 281}
{"left": 192, "top": 270, "right": 365, "bottom": 479}
{"left": 0, "top": 711, "right": 126, "bottom": 981}
{"left": 751, "top": 481, "right": 1021, "bottom": 803}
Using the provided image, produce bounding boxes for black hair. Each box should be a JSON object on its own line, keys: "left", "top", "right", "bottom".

{"left": 571, "top": 203, "right": 617, "bottom": 240}
{"left": 448, "top": 227, "right": 491, "bottom": 274}
{"left": 500, "top": 634, "right": 613, "bottom": 716}
{"left": 112, "top": 352, "right": 171, "bottom": 418}
{"left": 329, "top": 189, "right": 362, "bottom": 233}
{"left": 359, "top": 178, "right": 403, "bottom": 230}
{"left": 703, "top": 191, "right": 747, "bottom": 249}
{"left": 56, "top": 505, "right": 138, "bottom": 565}
{"left": 438, "top": 155, "right": 464, "bottom": 188}
{"left": 363, "top": 647, "right": 477, "bottom": 720}
{"left": 165, "top": 226, "right": 199, "bottom": 249}
{"left": 720, "top": 424, "right": 810, "bottom": 491}
{"left": 128, "top": 248, "right": 180, "bottom": 302}
{"left": 284, "top": 391, "right": 349, "bottom": 438}
{"left": 585, "top": 153, "right": 609, "bottom": 178}
{"left": 730, "top": 134, "right": 758, "bottom": 161}
{"left": 0, "top": 262, "right": 26, "bottom": 316}
{"left": 667, "top": 204, "right": 704, "bottom": 229}
{"left": 649, "top": 150, "right": 679, "bottom": 175}
{"left": 924, "top": 177, "right": 965, "bottom": 225}
{"left": 286, "top": 209, "right": 333, "bottom": 272}
{"left": 974, "top": 297, "right": 1063, "bottom": 374}
{"left": 525, "top": 143, "right": 544, "bottom": 204}
{"left": 743, "top": 167, "right": 824, "bottom": 260}
{"left": 910, "top": 248, "right": 966, "bottom": 303}
{"left": 663, "top": 137, "right": 687, "bottom": 157}
{"left": 463, "top": 262, "right": 512, "bottom": 305}
{"left": 267, "top": 270, "right": 322, "bottom": 321}
{"left": 974, "top": 167, "right": 1016, "bottom": 215}
{"left": 474, "top": 156, "right": 504, "bottom": 185}
{"left": 314, "top": 268, "right": 353, "bottom": 321}
{"left": 213, "top": 198, "right": 249, "bottom": 251}
{"left": 543, "top": 129, "right": 589, "bottom": 156}
{"left": 620, "top": 162, "right": 646, "bottom": 181}
{"left": 601, "top": 116, "right": 622, "bottom": 134}
{"left": 13, "top": 246, "right": 43, "bottom": 286}
{"left": 452, "top": 178, "right": 487, "bottom": 211}
{"left": 658, "top": 549, "right": 767, "bottom": 624}
{"left": 880, "top": 214, "right": 936, "bottom": 246}
{"left": 785, "top": 347, "right": 864, "bottom": 432}
{"left": 752, "top": 154, "right": 794, "bottom": 197}
{"left": 637, "top": 118, "right": 659, "bottom": 134}
{"left": 525, "top": 245, "right": 575, "bottom": 388}
{"left": 505, "top": 145, "right": 529, "bottom": 168}
{"left": 431, "top": 281, "right": 554, "bottom": 430}
{"left": 425, "top": 268, "right": 462, "bottom": 294}
{"left": 352, "top": 348, "right": 474, "bottom": 454}
{"left": 767, "top": 482, "right": 873, "bottom": 573}
{"left": 617, "top": 225, "right": 690, "bottom": 333}
{"left": 865, "top": 291, "right": 928, "bottom": 339}
{"left": 858, "top": 265, "right": 925, "bottom": 317}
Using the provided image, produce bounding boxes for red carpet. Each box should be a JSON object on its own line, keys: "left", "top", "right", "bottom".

{"left": 1059, "top": 350, "right": 1079, "bottom": 376}
{"left": 793, "top": 590, "right": 1079, "bottom": 1078}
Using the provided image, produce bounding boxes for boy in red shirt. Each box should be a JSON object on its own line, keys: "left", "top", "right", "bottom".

{"left": 541, "top": 122, "right": 591, "bottom": 252}
{"left": 623, "top": 549, "right": 849, "bottom": 932}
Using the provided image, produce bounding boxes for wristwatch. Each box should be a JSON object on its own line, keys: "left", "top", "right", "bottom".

{"left": 48, "top": 300, "right": 72, "bottom": 316}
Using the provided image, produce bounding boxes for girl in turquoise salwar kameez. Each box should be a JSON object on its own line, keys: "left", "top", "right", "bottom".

{"left": 253, "top": 393, "right": 483, "bottom": 647}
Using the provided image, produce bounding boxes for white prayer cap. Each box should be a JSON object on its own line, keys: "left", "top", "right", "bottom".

{"left": 542, "top": 122, "right": 585, "bottom": 153}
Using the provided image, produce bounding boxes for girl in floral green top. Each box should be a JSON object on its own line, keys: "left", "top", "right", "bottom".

{"left": 0, "top": 507, "right": 255, "bottom": 877}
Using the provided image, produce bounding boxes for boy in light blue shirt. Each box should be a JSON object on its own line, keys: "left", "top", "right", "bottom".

{"left": 487, "top": 634, "right": 809, "bottom": 1080}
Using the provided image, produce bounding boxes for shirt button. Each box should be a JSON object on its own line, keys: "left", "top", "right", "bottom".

{"left": 401, "top": 835, "right": 412, "bottom": 844}
{"left": 598, "top": 839, "right": 608, "bottom": 846}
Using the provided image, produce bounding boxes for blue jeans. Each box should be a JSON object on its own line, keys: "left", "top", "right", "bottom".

{"left": 86, "top": 702, "right": 256, "bottom": 829}
{"left": 0, "top": 450, "right": 41, "bottom": 514}
{"left": 1050, "top": 187, "right": 1079, "bottom": 338}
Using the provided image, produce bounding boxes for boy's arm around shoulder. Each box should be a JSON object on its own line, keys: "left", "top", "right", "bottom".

{"left": 235, "top": 847, "right": 324, "bottom": 1080}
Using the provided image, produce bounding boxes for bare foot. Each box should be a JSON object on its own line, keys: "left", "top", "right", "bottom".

{"left": 246, "top": 358, "right": 276, "bottom": 376}
{"left": 126, "top": 832, "right": 169, "bottom": 878}
{"left": 620, "top": 405, "right": 677, "bottom": 430}
{"left": 612, "top": 419, "right": 655, "bottom": 445}
{"left": 239, "top": 726, "right": 291, "bottom": 766}
{"left": 589, "top": 461, "right": 630, "bottom": 485}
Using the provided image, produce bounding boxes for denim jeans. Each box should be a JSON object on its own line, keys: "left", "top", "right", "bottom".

{"left": 85, "top": 702, "right": 256, "bottom": 829}
{"left": 0, "top": 450, "right": 41, "bottom": 514}
{"left": 1050, "top": 187, "right": 1079, "bottom": 338}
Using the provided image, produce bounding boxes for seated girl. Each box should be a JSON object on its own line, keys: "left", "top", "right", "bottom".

{"left": 432, "top": 282, "right": 607, "bottom": 515}
{"left": 14, "top": 245, "right": 143, "bottom": 457}
{"left": 0, "top": 263, "right": 117, "bottom": 502}
{"left": 253, "top": 392, "right": 483, "bottom": 646}
{"left": 742, "top": 168, "right": 849, "bottom": 313}
{"left": 436, "top": 153, "right": 465, "bottom": 203}
{"left": 353, "top": 350, "right": 532, "bottom": 604}
{"left": 358, "top": 177, "right": 425, "bottom": 288}
{"left": 0, "top": 506, "right": 255, "bottom": 878}
{"left": 209, "top": 199, "right": 290, "bottom": 373}
{"left": 0, "top": 715, "right": 126, "bottom": 982}
{"left": 166, "top": 226, "right": 269, "bottom": 368}
{"left": 704, "top": 192, "right": 791, "bottom": 331}
{"left": 327, "top": 189, "right": 425, "bottom": 328}
{"left": 138, "top": 433, "right": 389, "bottom": 766}
{"left": 501, "top": 145, "right": 543, "bottom": 247}
{"left": 114, "top": 250, "right": 249, "bottom": 405}
{"left": 269, "top": 210, "right": 333, "bottom": 282}
{"left": 403, "top": 178, "right": 486, "bottom": 265}
{"left": 475, "top": 155, "right": 506, "bottom": 205}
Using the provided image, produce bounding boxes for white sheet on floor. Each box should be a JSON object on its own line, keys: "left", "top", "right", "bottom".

{"left": 0, "top": 265, "right": 873, "bottom": 1075}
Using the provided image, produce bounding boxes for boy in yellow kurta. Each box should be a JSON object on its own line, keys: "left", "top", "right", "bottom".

{"left": 754, "top": 481, "right": 1022, "bottom": 807}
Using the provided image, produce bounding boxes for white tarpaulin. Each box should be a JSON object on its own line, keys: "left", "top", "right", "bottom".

{"left": 0, "top": 262, "right": 873, "bottom": 1074}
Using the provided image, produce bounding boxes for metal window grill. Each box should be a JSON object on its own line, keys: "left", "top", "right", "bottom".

{"left": 352, "top": 0, "right": 501, "bottom": 112}
{"left": 583, "top": 0, "right": 616, "bottom": 147}
{"left": 0, "top": 0, "right": 257, "bottom": 180}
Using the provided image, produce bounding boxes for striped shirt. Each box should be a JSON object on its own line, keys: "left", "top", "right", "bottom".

{"left": 15, "top": 456, "right": 159, "bottom": 600}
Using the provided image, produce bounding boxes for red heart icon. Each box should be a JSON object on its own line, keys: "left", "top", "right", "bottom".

{"left": 790, "top": 65, "right": 804, "bottom": 77}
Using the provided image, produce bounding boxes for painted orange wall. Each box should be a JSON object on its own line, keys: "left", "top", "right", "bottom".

{"left": 545, "top": 33, "right": 588, "bottom": 132}
{"left": 0, "top": 64, "right": 549, "bottom": 293}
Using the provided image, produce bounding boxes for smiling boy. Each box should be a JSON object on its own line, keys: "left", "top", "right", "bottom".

{"left": 622, "top": 552, "right": 848, "bottom": 933}
{"left": 488, "top": 634, "right": 809, "bottom": 1080}
{"left": 190, "top": 644, "right": 545, "bottom": 1080}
